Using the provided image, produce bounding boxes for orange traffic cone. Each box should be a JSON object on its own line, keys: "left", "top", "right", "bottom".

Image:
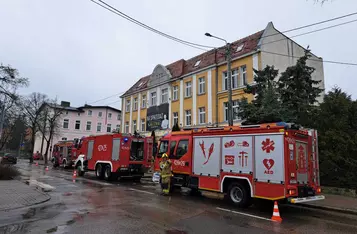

{"left": 45, "top": 166, "right": 49, "bottom": 171}
{"left": 72, "top": 170, "right": 77, "bottom": 182}
{"left": 271, "top": 201, "right": 282, "bottom": 223}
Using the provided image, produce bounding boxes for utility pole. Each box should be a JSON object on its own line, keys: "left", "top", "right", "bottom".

{"left": 0, "top": 96, "right": 7, "bottom": 139}
{"left": 205, "top": 33, "right": 233, "bottom": 126}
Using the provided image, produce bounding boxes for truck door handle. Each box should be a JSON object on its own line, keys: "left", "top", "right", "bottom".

{"left": 185, "top": 162, "right": 189, "bottom": 166}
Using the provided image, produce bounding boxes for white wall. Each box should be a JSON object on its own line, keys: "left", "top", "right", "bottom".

{"left": 259, "top": 22, "right": 325, "bottom": 103}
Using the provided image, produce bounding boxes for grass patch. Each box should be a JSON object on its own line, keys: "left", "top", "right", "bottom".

{"left": 0, "top": 164, "right": 20, "bottom": 180}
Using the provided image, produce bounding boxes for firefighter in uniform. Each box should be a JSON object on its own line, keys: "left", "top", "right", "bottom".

{"left": 159, "top": 153, "right": 172, "bottom": 195}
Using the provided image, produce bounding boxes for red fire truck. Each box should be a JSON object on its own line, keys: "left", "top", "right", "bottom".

{"left": 73, "top": 133, "right": 153, "bottom": 181}
{"left": 52, "top": 140, "right": 77, "bottom": 168}
{"left": 153, "top": 122, "right": 324, "bottom": 207}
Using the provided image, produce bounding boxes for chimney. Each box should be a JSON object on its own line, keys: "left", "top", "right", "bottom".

{"left": 60, "top": 101, "right": 70, "bottom": 107}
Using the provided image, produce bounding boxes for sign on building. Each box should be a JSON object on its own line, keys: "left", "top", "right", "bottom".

{"left": 146, "top": 103, "right": 169, "bottom": 131}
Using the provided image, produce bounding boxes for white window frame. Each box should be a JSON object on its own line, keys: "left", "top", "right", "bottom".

{"left": 133, "top": 120, "right": 137, "bottom": 132}
{"left": 86, "top": 121, "right": 91, "bottom": 131}
{"left": 224, "top": 100, "right": 240, "bottom": 121}
{"left": 198, "top": 77, "right": 205, "bottom": 94}
{"left": 117, "top": 114, "right": 121, "bottom": 121}
{"left": 75, "top": 120, "right": 81, "bottom": 130}
{"left": 98, "top": 111, "right": 102, "bottom": 117}
{"left": 173, "top": 112, "right": 178, "bottom": 125}
{"left": 63, "top": 119, "right": 69, "bottom": 129}
{"left": 62, "top": 137, "right": 67, "bottom": 141}
{"left": 141, "top": 119, "right": 145, "bottom": 132}
{"left": 107, "top": 123, "right": 112, "bottom": 133}
{"left": 87, "top": 110, "right": 92, "bottom": 116}
{"left": 108, "top": 112, "right": 112, "bottom": 119}
{"left": 223, "top": 69, "right": 239, "bottom": 90}
{"left": 185, "top": 81, "right": 192, "bottom": 97}
{"left": 198, "top": 107, "right": 206, "bottom": 124}
{"left": 142, "top": 95, "right": 146, "bottom": 108}
{"left": 125, "top": 122, "right": 129, "bottom": 133}
{"left": 133, "top": 97, "right": 138, "bottom": 111}
{"left": 150, "top": 92, "right": 157, "bottom": 106}
{"left": 161, "top": 88, "right": 168, "bottom": 103}
{"left": 185, "top": 110, "right": 192, "bottom": 126}
{"left": 116, "top": 124, "right": 120, "bottom": 131}
{"left": 172, "top": 86, "right": 178, "bottom": 101}
{"left": 126, "top": 100, "right": 130, "bottom": 112}
{"left": 240, "top": 65, "right": 247, "bottom": 86}
{"left": 97, "top": 122, "right": 102, "bottom": 132}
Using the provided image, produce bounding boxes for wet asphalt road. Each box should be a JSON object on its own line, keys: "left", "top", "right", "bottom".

{"left": 1, "top": 160, "right": 357, "bottom": 234}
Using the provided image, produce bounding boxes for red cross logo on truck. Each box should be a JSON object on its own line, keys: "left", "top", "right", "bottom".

{"left": 262, "top": 138, "right": 275, "bottom": 153}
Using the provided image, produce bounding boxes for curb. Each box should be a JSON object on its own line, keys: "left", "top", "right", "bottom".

{"left": 26, "top": 180, "right": 55, "bottom": 192}
{"left": 296, "top": 203, "right": 357, "bottom": 216}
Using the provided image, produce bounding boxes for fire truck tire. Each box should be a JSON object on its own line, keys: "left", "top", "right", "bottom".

{"left": 95, "top": 164, "right": 104, "bottom": 179}
{"left": 62, "top": 160, "right": 68, "bottom": 169}
{"left": 226, "top": 182, "right": 251, "bottom": 208}
{"left": 104, "top": 165, "right": 113, "bottom": 181}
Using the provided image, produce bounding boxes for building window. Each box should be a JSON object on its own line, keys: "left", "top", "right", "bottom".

{"left": 241, "top": 65, "right": 247, "bottom": 86}
{"left": 108, "top": 113, "right": 112, "bottom": 119}
{"left": 88, "top": 110, "right": 92, "bottom": 116}
{"left": 141, "top": 119, "right": 145, "bottom": 131}
{"left": 98, "top": 111, "right": 102, "bottom": 117}
{"left": 75, "top": 120, "right": 81, "bottom": 130}
{"left": 62, "top": 137, "right": 67, "bottom": 141}
{"left": 126, "top": 99, "right": 130, "bottom": 112}
{"left": 185, "top": 81, "right": 192, "bottom": 97}
{"left": 65, "top": 111, "right": 68, "bottom": 115}
{"left": 224, "top": 100, "right": 240, "bottom": 121}
{"left": 172, "top": 86, "right": 178, "bottom": 101}
{"left": 185, "top": 110, "right": 191, "bottom": 126}
{"left": 198, "top": 107, "right": 206, "bottom": 124}
{"left": 117, "top": 114, "right": 121, "bottom": 121}
{"left": 142, "top": 95, "right": 147, "bottom": 108}
{"left": 77, "top": 113, "right": 81, "bottom": 116}
{"left": 116, "top": 124, "right": 120, "bottom": 131}
{"left": 125, "top": 122, "right": 129, "bottom": 133}
{"left": 173, "top": 112, "right": 178, "bottom": 125}
{"left": 86, "top": 121, "right": 91, "bottom": 131}
{"left": 107, "top": 124, "right": 112, "bottom": 133}
{"left": 194, "top": 60, "right": 201, "bottom": 67}
{"left": 63, "top": 119, "right": 69, "bottom": 129}
{"left": 133, "top": 120, "right": 137, "bottom": 132}
{"left": 161, "top": 88, "right": 168, "bottom": 103}
{"left": 198, "top": 77, "right": 205, "bottom": 94}
{"left": 97, "top": 122, "right": 102, "bottom": 132}
{"left": 151, "top": 92, "right": 157, "bottom": 106}
{"left": 133, "top": 97, "right": 138, "bottom": 111}
{"left": 223, "top": 69, "right": 239, "bottom": 90}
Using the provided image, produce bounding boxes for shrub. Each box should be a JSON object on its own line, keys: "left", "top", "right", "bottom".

{"left": 0, "top": 164, "right": 20, "bottom": 180}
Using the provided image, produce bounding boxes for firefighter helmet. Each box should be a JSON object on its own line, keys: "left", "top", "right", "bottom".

{"left": 162, "top": 153, "right": 168, "bottom": 158}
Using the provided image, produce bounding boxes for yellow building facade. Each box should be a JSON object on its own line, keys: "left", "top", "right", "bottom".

{"left": 121, "top": 22, "right": 325, "bottom": 136}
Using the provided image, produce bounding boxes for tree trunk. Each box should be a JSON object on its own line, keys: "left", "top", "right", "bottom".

{"left": 44, "top": 131, "right": 53, "bottom": 165}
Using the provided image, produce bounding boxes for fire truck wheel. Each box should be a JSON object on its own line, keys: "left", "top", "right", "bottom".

{"left": 104, "top": 165, "right": 112, "bottom": 181}
{"left": 226, "top": 182, "right": 251, "bottom": 208}
{"left": 95, "top": 164, "right": 104, "bottom": 179}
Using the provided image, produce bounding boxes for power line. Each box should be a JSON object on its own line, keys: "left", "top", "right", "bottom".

{"left": 89, "top": 0, "right": 213, "bottom": 51}
{"left": 260, "top": 50, "right": 357, "bottom": 66}
{"left": 88, "top": 91, "right": 125, "bottom": 105}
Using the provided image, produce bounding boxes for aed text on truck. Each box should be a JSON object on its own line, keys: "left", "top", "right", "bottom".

{"left": 153, "top": 122, "right": 324, "bottom": 208}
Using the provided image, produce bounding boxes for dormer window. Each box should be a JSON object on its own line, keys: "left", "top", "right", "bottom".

{"left": 138, "top": 82, "right": 143, "bottom": 87}
{"left": 194, "top": 60, "right": 201, "bottom": 67}
{"left": 236, "top": 44, "right": 244, "bottom": 52}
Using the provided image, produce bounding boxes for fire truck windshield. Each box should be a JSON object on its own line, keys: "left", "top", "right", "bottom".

{"left": 158, "top": 140, "right": 169, "bottom": 156}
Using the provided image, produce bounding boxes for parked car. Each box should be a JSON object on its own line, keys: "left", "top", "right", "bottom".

{"left": 1, "top": 153, "right": 17, "bottom": 164}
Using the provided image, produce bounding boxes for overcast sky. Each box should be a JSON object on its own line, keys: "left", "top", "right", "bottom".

{"left": 1, "top": 0, "right": 356, "bottom": 109}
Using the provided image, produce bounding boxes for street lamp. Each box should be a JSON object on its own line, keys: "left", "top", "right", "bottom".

{"left": 205, "top": 32, "right": 233, "bottom": 126}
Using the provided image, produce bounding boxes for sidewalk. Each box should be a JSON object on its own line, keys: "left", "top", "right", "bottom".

{"left": 298, "top": 194, "right": 357, "bottom": 215}
{"left": 0, "top": 180, "right": 50, "bottom": 211}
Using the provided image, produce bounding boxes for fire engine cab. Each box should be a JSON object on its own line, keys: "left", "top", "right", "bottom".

{"left": 153, "top": 122, "right": 324, "bottom": 207}
{"left": 73, "top": 133, "right": 153, "bottom": 181}
{"left": 52, "top": 140, "right": 77, "bottom": 168}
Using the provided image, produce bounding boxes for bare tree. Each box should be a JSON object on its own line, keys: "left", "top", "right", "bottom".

{"left": 0, "top": 64, "right": 28, "bottom": 99}
{"left": 38, "top": 100, "right": 65, "bottom": 164}
{"left": 22, "top": 93, "right": 47, "bottom": 161}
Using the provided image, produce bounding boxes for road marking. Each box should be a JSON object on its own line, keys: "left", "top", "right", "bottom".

{"left": 216, "top": 207, "right": 273, "bottom": 222}
{"left": 129, "top": 188, "right": 155, "bottom": 195}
